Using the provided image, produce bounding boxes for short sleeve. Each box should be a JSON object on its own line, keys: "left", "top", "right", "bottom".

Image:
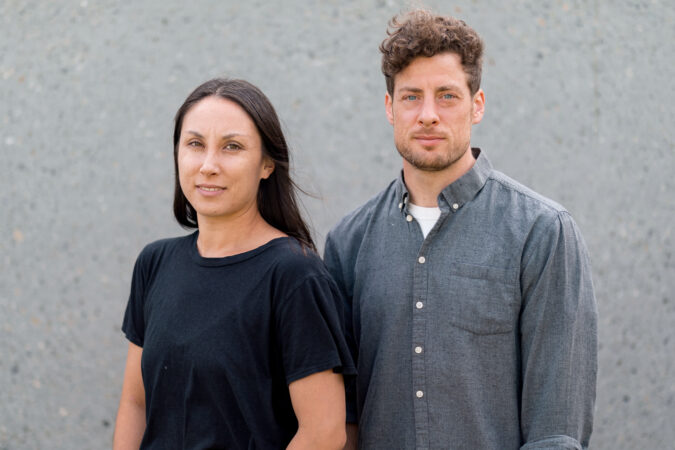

{"left": 121, "top": 251, "right": 148, "bottom": 347}
{"left": 274, "top": 274, "right": 357, "bottom": 385}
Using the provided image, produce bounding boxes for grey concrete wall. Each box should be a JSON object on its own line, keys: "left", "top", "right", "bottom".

{"left": 1, "top": 0, "right": 673, "bottom": 448}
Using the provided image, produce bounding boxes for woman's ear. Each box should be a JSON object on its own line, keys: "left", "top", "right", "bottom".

{"left": 261, "top": 158, "right": 275, "bottom": 180}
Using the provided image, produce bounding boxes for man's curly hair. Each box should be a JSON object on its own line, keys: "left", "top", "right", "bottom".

{"left": 380, "top": 9, "right": 484, "bottom": 96}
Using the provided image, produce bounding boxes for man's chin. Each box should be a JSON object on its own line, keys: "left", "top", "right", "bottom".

{"left": 399, "top": 152, "right": 452, "bottom": 172}
{"left": 415, "top": 163, "right": 451, "bottom": 172}
{"left": 397, "top": 144, "right": 471, "bottom": 173}
{"left": 405, "top": 157, "right": 453, "bottom": 172}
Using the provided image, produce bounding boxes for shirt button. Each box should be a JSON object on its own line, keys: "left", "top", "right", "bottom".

{"left": 416, "top": 301, "right": 423, "bottom": 309}
{"left": 406, "top": 214, "right": 413, "bottom": 222}
{"left": 398, "top": 202, "right": 403, "bottom": 210}
{"left": 414, "top": 346, "right": 423, "bottom": 354}
{"left": 416, "top": 390, "right": 424, "bottom": 398}
{"left": 452, "top": 203, "right": 459, "bottom": 210}
{"left": 418, "top": 256, "right": 426, "bottom": 264}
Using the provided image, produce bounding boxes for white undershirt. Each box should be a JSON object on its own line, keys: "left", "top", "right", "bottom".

{"left": 407, "top": 203, "right": 441, "bottom": 238}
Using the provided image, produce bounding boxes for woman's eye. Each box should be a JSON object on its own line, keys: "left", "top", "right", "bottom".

{"left": 188, "top": 141, "right": 203, "bottom": 148}
{"left": 225, "top": 143, "right": 242, "bottom": 151}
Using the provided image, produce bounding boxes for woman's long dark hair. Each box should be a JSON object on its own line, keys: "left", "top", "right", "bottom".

{"left": 172, "top": 78, "right": 315, "bottom": 251}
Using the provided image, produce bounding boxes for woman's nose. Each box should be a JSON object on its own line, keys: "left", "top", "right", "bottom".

{"left": 199, "top": 149, "right": 220, "bottom": 175}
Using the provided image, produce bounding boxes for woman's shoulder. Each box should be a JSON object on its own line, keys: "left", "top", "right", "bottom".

{"left": 266, "top": 237, "right": 330, "bottom": 281}
{"left": 136, "top": 232, "right": 195, "bottom": 266}
{"left": 265, "top": 238, "right": 342, "bottom": 307}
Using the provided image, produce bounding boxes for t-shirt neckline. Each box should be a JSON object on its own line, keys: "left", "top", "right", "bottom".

{"left": 408, "top": 202, "right": 441, "bottom": 219}
{"left": 188, "top": 231, "right": 291, "bottom": 267}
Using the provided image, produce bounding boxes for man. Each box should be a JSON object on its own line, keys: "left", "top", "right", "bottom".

{"left": 324, "top": 9, "right": 597, "bottom": 450}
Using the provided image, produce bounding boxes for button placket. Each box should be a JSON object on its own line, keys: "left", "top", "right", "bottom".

{"left": 411, "top": 244, "right": 429, "bottom": 449}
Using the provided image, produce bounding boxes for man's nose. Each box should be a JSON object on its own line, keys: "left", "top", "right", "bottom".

{"left": 418, "top": 98, "right": 439, "bottom": 127}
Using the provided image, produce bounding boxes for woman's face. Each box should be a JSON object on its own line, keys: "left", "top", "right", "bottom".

{"left": 177, "top": 96, "right": 274, "bottom": 224}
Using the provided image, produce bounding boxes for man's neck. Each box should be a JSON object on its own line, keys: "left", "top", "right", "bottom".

{"left": 403, "top": 148, "right": 476, "bottom": 207}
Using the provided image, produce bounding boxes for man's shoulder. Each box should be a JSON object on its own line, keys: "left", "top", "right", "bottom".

{"left": 327, "top": 179, "right": 398, "bottom": 242}
{"left": 487, "top": 169, "right": 568, "bottom": 217}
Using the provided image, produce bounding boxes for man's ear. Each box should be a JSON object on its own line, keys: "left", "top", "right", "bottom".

{"left": 471, "top": 89, "right": 485, "bottom": 125}
{"left": 385, "top": 92, "right": 394, "bottom": 125}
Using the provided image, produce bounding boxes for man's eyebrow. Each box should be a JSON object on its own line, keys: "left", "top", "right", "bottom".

{"left": 397, "top": 84, "right": 463, "bottom": 93}
{"left": 397, "top": 86, "right": 424, "bottom": 93}
{"left": 436, "top": 84, "right": 462, "bottom": 92}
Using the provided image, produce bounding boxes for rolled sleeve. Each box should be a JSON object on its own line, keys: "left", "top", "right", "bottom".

{"left": 519, "top": 211, "right": 597, "bottom": 448}
{"left": 520, "top": 434, "right": 583, "bottom": 449}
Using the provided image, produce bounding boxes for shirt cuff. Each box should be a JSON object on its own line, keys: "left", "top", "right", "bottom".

{"left": 520, "top": 435, "right": 583, "bottom": 450}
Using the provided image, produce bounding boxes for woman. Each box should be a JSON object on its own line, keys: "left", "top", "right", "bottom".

{"left": 113, "top": 78, "right": 355, "bottom": 449}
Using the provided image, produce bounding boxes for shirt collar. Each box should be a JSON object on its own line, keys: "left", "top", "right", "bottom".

{"left": 395, "top": 148, "right": 492, "bottom": 213}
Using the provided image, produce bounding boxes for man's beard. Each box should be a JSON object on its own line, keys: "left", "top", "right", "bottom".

{"left": 395, "top": 141, "right": 469, "bottom": 172}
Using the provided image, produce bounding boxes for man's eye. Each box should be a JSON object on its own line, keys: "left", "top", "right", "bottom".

{"left": 405, "top": 95, "right": 418, "bottom": 101}
{"left": 442, "top": 93, "right": 455, "bottom": 100}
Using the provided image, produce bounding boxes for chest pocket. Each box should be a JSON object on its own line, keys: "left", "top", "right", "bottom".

{"left": 435, "top": 262, "right": 519, "bottom": 335}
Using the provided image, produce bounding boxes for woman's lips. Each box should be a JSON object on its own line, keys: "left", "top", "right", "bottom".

{"left": 197, "top": 185, "right": 226, "bottom": 196}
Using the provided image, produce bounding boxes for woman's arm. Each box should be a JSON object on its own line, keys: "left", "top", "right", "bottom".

{"left": 113, "top": 342, "right": 146, "bottom": 449}
{"left": 287, "top": 370, "right": 346, "bottom": 450}
{"left": 344, "top": 423, "right": 358, "bottom": 450}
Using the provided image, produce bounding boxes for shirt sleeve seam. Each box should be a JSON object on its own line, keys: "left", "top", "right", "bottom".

{"left": 285, "top": 358, "right": 348, "bottom": 385}
{"left": 278, "top": 273, "right": 335, "bottom": 305}
{"left": 489, "top": 174, "right": 568, "bottom": 215}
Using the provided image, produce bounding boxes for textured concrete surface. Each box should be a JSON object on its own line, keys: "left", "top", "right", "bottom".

{"left": 1, "top": 1, "right": 673, "bottom": 448}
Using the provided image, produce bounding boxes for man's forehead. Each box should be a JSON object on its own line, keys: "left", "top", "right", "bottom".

{"left": 392, "top": 52, "right": 471, "bottom": 92}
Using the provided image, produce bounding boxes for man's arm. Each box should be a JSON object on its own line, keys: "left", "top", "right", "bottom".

{"left": 519, "top": 212, "right": 597, "bottom": 449}
{"left": 113, "top": 342, "right": 146, "bottom": 449}
{"left": 324, "top": 231, "right": 359, "bottom": 450}
{"left": 287, "top": 370, "right": 347, "bottom": 450}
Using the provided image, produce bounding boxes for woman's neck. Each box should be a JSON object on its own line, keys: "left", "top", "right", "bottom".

{"left": 195, "top": 208, "right": 286, "bottom": 258}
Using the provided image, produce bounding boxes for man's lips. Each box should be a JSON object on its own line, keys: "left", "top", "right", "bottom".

{"left": 414, "top": 135, "right": 445, "bottom": 146}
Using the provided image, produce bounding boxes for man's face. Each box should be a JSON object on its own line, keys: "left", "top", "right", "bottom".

{"left": 385, "top": 52, "right": 484, "bottom": 172}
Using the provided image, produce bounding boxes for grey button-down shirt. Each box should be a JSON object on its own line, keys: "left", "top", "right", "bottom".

{"left": 324, "top": 149, "right": 597, "bottom": 450}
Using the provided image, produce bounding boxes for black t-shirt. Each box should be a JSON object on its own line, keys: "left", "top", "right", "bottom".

{"left": 122, "top": 232, "right": 355, "bottom": 449}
